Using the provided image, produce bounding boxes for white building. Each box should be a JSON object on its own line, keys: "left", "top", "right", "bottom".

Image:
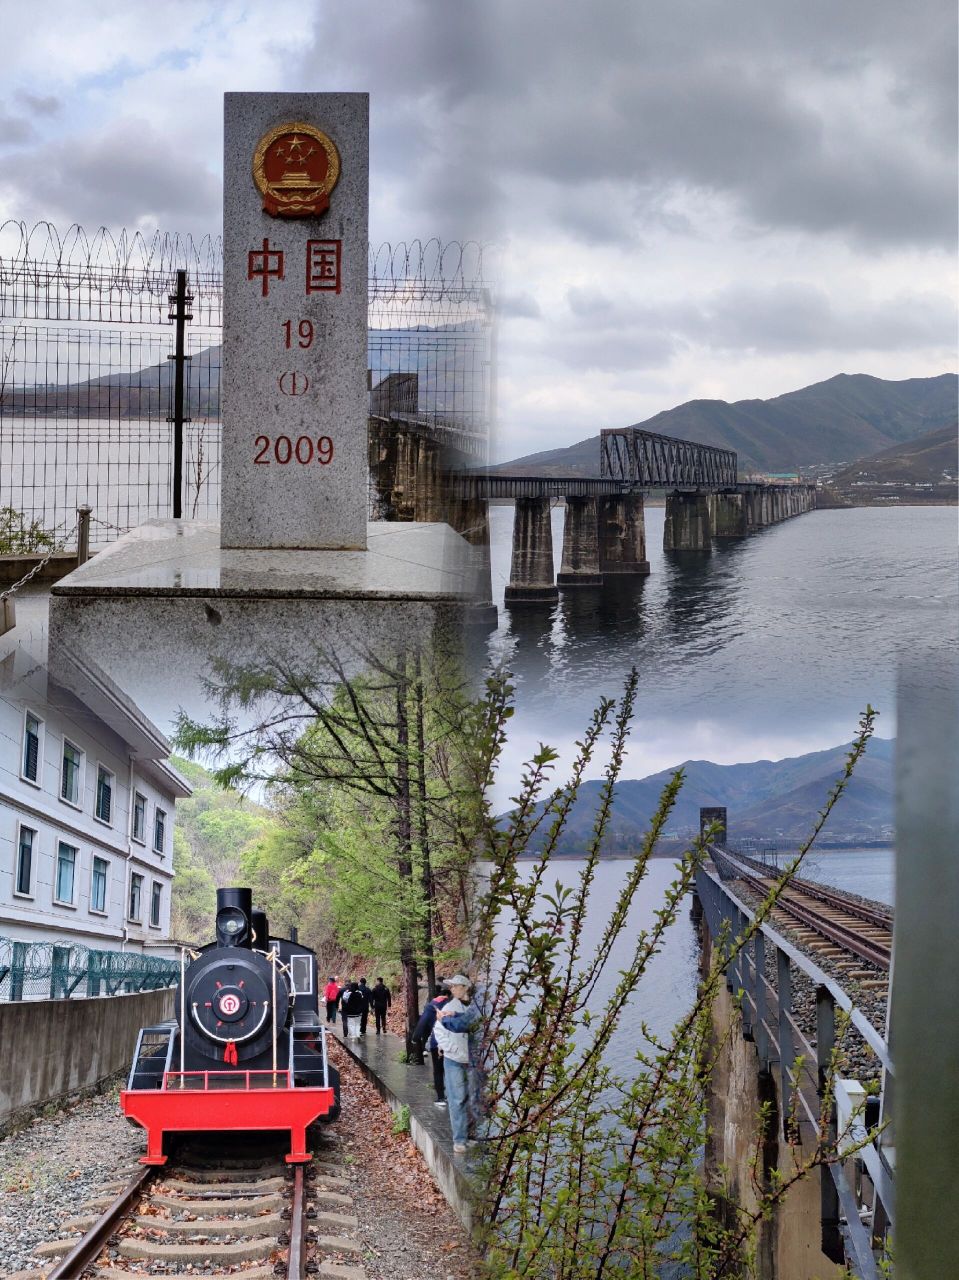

{"left": 0, "top": 628, "right": 191, "bottom": 955}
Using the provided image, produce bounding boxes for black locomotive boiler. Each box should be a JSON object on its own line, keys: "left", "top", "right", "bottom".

{"left": 122, "top": 887, "right": 339, "bottom": 1165}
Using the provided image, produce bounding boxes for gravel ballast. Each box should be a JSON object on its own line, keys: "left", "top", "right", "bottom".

{"left": 0, "top": 1083, "right": 142, "bottom": 1276}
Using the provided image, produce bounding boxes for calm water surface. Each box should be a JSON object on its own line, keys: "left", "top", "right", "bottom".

{"left": 485, "top": 505, "right": 957, "bottom": 759}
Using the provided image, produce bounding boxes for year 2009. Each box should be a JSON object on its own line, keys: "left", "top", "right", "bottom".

{"left": 254, "top": 435, "right": 334, "bottom": 465}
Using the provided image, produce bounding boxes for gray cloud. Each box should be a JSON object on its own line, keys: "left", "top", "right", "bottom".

{"left": 0, "top": 109, "right": 36, "bottom": 146}
{"left": 305, "top": 0, "right": 957, "bottom": 251}
{"left": 562, "top": 280, "right": 956, "bottom": 362}
{"left": 0, "top": 118, "right": 219, "bottom": 230}
{"left": 16, "top": 91, "right": 60, "bottom": 116}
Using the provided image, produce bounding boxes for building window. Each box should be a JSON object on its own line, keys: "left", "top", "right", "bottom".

{"left": 95, "top": 765, "right": 113, "bottom": 824}
{"left": 150, "top": 881, "right": 162, "bottom": 928}
{"left": 15, "top": 826, "right": 35, "bottom": 896}
{"left": 129, "top": 872, "right": 143, "bottom": 922}
{"left": 91, "top": 856, "right": 109, "bottom": 913}
{"left": 55, "top": 841, "right": 77, "bottom": 905}
{"left": 61, "top": 740, "right": 82, "bottom": 806}
{"left": 132, "top": 792, "right": 147, "bottom": 843}
{"left": 22, "top": 712, "right": 42, "bottom": 783}
{"left": 154, "top": 808, "right": 166, "bottom": 854}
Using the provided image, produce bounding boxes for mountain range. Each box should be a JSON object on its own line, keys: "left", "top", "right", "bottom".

{"left": 501, "top": 738, "right": 895, "bottom": 856}
{"left": 495, "top": 373, "right": 957, "bottom": 475}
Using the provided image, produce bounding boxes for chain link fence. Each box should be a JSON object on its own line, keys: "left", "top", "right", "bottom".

{"left": 0, "top": 935, "right": 178, "bottom": 1002}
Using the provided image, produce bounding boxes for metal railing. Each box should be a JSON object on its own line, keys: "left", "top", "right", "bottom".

{"left": 695, "top": 863, "right": 894, "bottom": 1279}
{"left": 0, "top": 935, "right": 178, "bottom": 1001}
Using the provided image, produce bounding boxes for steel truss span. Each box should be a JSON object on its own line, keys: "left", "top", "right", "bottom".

{"left": 601, "top": 427, "right": 738, "bottom": 488}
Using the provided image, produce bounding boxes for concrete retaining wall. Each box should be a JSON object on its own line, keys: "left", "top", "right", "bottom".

{"left": 0, "top": 988, "right": 174, "bottom": 1135}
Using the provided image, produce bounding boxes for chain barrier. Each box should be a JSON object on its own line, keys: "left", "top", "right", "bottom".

{"left": 0, "top": 517, "right": 78, "bottom": 602}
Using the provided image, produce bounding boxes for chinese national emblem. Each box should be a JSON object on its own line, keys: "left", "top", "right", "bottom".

{"left": 252, "top": 121, "right": 340, "bottom": 218}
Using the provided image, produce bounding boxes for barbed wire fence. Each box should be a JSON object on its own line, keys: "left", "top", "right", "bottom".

{"left": 0, "top": 935, "right": 178, "bottom": 1002}
{"left": 0, "top": 220, "right": 493, "bottom": 555}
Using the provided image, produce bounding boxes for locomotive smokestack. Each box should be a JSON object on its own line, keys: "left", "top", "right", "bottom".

{"left": 251, "top": 909, "right": 270, "bottom": 949}
{"left": 215, "top": 887, "right": 253, "bottom": 948}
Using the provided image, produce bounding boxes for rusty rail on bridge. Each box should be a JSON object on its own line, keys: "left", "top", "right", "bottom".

{"left": 696, "top": 862, "right": 894, "bottom": 1280}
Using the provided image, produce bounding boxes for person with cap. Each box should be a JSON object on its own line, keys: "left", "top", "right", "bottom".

{"left": 435, "top": 982, "right": 485, "bottom": 1135}
{"left": 434, "top": 974, "right": 472, "bottom": 1153}
{"left": 412, "top": 984, "right": 451, "bottom": 1105}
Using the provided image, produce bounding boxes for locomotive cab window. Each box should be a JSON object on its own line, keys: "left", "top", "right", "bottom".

{"left": 290, "top": 954, "right": 314, "bottom": 996}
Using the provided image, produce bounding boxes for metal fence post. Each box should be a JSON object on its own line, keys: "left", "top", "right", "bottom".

{"left": 76, "top": 504, "right": 92, "bottom": 564}
{"left": 754, "top": 932, "right": 768, "bottom": 1068}
{"left": 167, "top": 269, "right": 193, "bottom": 520}
{"left": 776, "top": 946, "right": 794, "bottom": 1139}
{"left": 816, "top": 983, "right": 843, "bottom": 1261}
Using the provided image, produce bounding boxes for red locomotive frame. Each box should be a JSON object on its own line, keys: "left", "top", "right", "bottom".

{"left": 121, "top": 1070, "right": 336, "bottom": 1165}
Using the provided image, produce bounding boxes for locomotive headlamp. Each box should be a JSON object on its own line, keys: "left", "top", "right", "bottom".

{"left": 216, "top": 904, "right": 248, "bottom": 946}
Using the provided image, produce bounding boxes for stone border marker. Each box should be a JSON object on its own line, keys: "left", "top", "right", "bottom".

{"left": 221, "top": 92, "right": 369, "bottom": 551}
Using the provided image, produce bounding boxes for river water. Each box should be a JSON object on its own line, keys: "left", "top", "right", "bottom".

{"left": 486, "top": 504, "right": 957, "bottom": 789}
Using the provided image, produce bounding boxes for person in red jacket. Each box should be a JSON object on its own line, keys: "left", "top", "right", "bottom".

{"left": 324, "top": 975, "right": 341, "bottom": 1024}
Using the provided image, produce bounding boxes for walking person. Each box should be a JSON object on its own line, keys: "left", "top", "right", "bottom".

{"left": 358, "top": 977, "right": 370, "bottom": 1036}
{"left": 370, "top": 976, "right": 392, "bottom": 1034}
{"left": 434, "top": 975, "right": 472, "bottom": 1152}
{"left": 412, "top": 985, "right": 450, "bottom": 1105}
{"left": 340, "top": 980, "right": 364, "bottom": 1040}
{"left": 324, "top": 975, "right": 341, "bottom": 1025}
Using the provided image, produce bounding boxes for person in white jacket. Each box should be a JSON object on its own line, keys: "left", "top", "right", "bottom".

{"left": 434, "top": 975, "right": 472, "bottom": 1153}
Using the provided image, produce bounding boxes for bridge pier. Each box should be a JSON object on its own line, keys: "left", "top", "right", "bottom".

{"left": 664, "top": 491, "right": 712, "bottom": 551}
{"left": 709, "top": 491, "right": 747, "bottom": 537}
{"left": 598, "top": 493, "right": 650, "bottom": 575}
{"left": 368, "top": 421, "right": 399, "bottom": 518}
{"left": 448, "top": 495, "right": 498, "bottom": 624}
{"left": 412, "top": 437, "right": 445, "bottom": 523}
{"left": 558, "top": 497, "right": 604, "bottom": 586}
{"left": 505, "top": 496, "right": 559, "bottom": 605}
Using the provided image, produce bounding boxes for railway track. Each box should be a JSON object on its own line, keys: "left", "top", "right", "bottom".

{"left": 714, "top": 849, "right": 893, "bottom": 973}
{"left": 32, "top": 1136, "right": 364, "bottom": 1280}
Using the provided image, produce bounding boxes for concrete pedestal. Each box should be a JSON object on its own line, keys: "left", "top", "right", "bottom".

{"left": 558, "top": 497, "right": 603, "bottom": 586}
{"left": 504, "top": 496, "right": 558, "bottom": 604}
{"left": 48, "top": 519, "right": 471, "bottom": 717}
{"left": 664, "top": 492, "right": 712, "bottom": 551}
{"left": 598, "top": 493, "right": 650, "bottom": 575}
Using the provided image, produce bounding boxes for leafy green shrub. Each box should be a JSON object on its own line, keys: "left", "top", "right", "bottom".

{"left": 0, "top": 507, "right": 56, "bottom": 555}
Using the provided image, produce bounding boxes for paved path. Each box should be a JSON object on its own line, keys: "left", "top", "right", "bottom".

{"left": 329, "top": 1024, "right": 476, "bottom": 1228}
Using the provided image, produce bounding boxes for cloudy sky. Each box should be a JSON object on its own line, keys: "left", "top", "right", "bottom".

{"left": 1, "top": 0, "right": 955, "bottom": 460}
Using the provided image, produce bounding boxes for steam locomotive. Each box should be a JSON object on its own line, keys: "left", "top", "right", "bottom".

{"left": 122, "top": 887, "right": 339, "bottom": 1165}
